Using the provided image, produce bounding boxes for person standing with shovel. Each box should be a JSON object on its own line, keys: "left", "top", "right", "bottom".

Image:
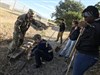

{"left": 72, "top": 6, "right": 100, "bottom": 75}
{"left": 59, "top": 20, "right": 80, "bottom": 61}
{"left": 55, "top": 19, "right": 66, "bottom": 44}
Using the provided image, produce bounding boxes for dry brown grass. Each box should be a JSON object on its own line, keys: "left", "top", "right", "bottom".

{"left": 0, "top": 7, "right": 38, "bottom": 40}
{"left": 0, "top": 7, "right": 69, "bottom": 41}
{"left": 0, "top": 7, "right": 17, "bottom": 39}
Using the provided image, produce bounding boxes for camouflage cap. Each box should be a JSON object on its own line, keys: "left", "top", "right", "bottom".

{"left": 33, "top": 34, "right": 41, "bottom": 40}
{"left": 28, "top": 9, "right": 34, "bottom": 15}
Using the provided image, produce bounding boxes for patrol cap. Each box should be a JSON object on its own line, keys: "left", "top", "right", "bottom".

{"left": 28, "top": 9, "right": 34, "bottom": 15}
{"left": 33, "top": 34, "right": 41, "bottom": 40}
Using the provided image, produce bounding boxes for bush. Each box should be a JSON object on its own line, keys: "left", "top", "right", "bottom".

{"left": 64, "top": 11, "right": 82, "bottom": 30}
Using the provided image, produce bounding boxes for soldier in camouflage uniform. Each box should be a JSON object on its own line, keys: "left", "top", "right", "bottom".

{"left": 9, "top": 9, "right": 41, "bottom": 54}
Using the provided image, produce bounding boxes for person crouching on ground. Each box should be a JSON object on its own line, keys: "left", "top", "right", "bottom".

{"left": 31, "top": 34, "right": 53, "bottom": 68}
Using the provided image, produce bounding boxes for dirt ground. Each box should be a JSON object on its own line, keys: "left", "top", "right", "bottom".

{"left": 0, "top": 7, "right": 100, "bottom": 75}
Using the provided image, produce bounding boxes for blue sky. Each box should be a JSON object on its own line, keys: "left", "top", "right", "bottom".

{"left": 19, "top": 0, "right": 99, "bottom": 19}
{"left": 1, "top": 0, "right": 99, "bottom": 19}
{"left": 19, "top": 0, "right": 64, "bottom": 19}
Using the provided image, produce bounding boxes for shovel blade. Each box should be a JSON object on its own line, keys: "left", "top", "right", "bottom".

{"left": 55, "top": 46, "right": 61, "bottom": 52}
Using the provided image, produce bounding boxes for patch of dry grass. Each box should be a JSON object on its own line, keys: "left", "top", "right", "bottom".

{"left": 0, "top": 7, "right": 17, "bottom": 39}
{"left": 0, "top": 7, "right": 69, "bottom": 41}
{"left": 0, "top": 7, "right": 37, "bottom": 40}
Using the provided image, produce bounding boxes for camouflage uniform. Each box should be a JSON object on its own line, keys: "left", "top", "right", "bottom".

{"left": 9, "top": 13, "right": 38, "bottom": 53}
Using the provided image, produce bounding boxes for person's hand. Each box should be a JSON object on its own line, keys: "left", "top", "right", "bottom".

{"left": 27, "top": 50, "right": 31, "bottom": 60}
{"left": 79, "top": 21, "right": 87, "bottom": 28}
{"left": 38, "top": 27, "right": 43, "bottom": 31}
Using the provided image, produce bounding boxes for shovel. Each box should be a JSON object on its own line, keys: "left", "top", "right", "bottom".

{"left": 55, "top": 27, "right": 78, "bottom": 52}
{"left": 55, "top": 37, "right": 69, "bottom": 52}
{"left": 65, "top": 27, "right": 85, "bottom": 75}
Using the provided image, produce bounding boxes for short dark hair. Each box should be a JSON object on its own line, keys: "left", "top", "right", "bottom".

{"left": 73, "top": 20, "right": 78, "bottom": 25}
{"left": 82, "top": 6, "right": 99, "bottom": 18}
{"left": 28, "top": 9, "right": 34, "bottom": 15}
{"left": 33, "top": 34, "right": 41, "bottom": 40}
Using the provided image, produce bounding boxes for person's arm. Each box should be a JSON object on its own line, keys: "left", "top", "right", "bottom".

{"left": 31, "top": 19, "right": 38, "bottom": 26}
{"left": 31, "top": 43, "right": 38, "bottom": 52}
{"left": 38, "top": 42, "right": 46, "bottom": 50}
{"left": 27, "top": 44, "right": 38, "bottom": 60}
{"left": 46, "top": 43, "right": 53, "bottom": 53}
{"left": 14, "top": 16, "right": 23, "bottom": 33}
{"left": 31, "top": 19, "right": 43, "bottom": 30}
{"left": 68, "top": 27, "right": 75, "bottom": 37}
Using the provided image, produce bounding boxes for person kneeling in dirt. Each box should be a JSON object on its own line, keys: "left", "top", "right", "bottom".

{"left": 31, "top": 34, "right": 53, "bottom": 68}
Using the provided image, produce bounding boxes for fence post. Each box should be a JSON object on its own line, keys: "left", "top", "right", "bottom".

{"left": 12, "top": 0, "right": 17, "bottom": 11}
{"left": 22, "top": 5, "right": 25, "bottom": 13}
